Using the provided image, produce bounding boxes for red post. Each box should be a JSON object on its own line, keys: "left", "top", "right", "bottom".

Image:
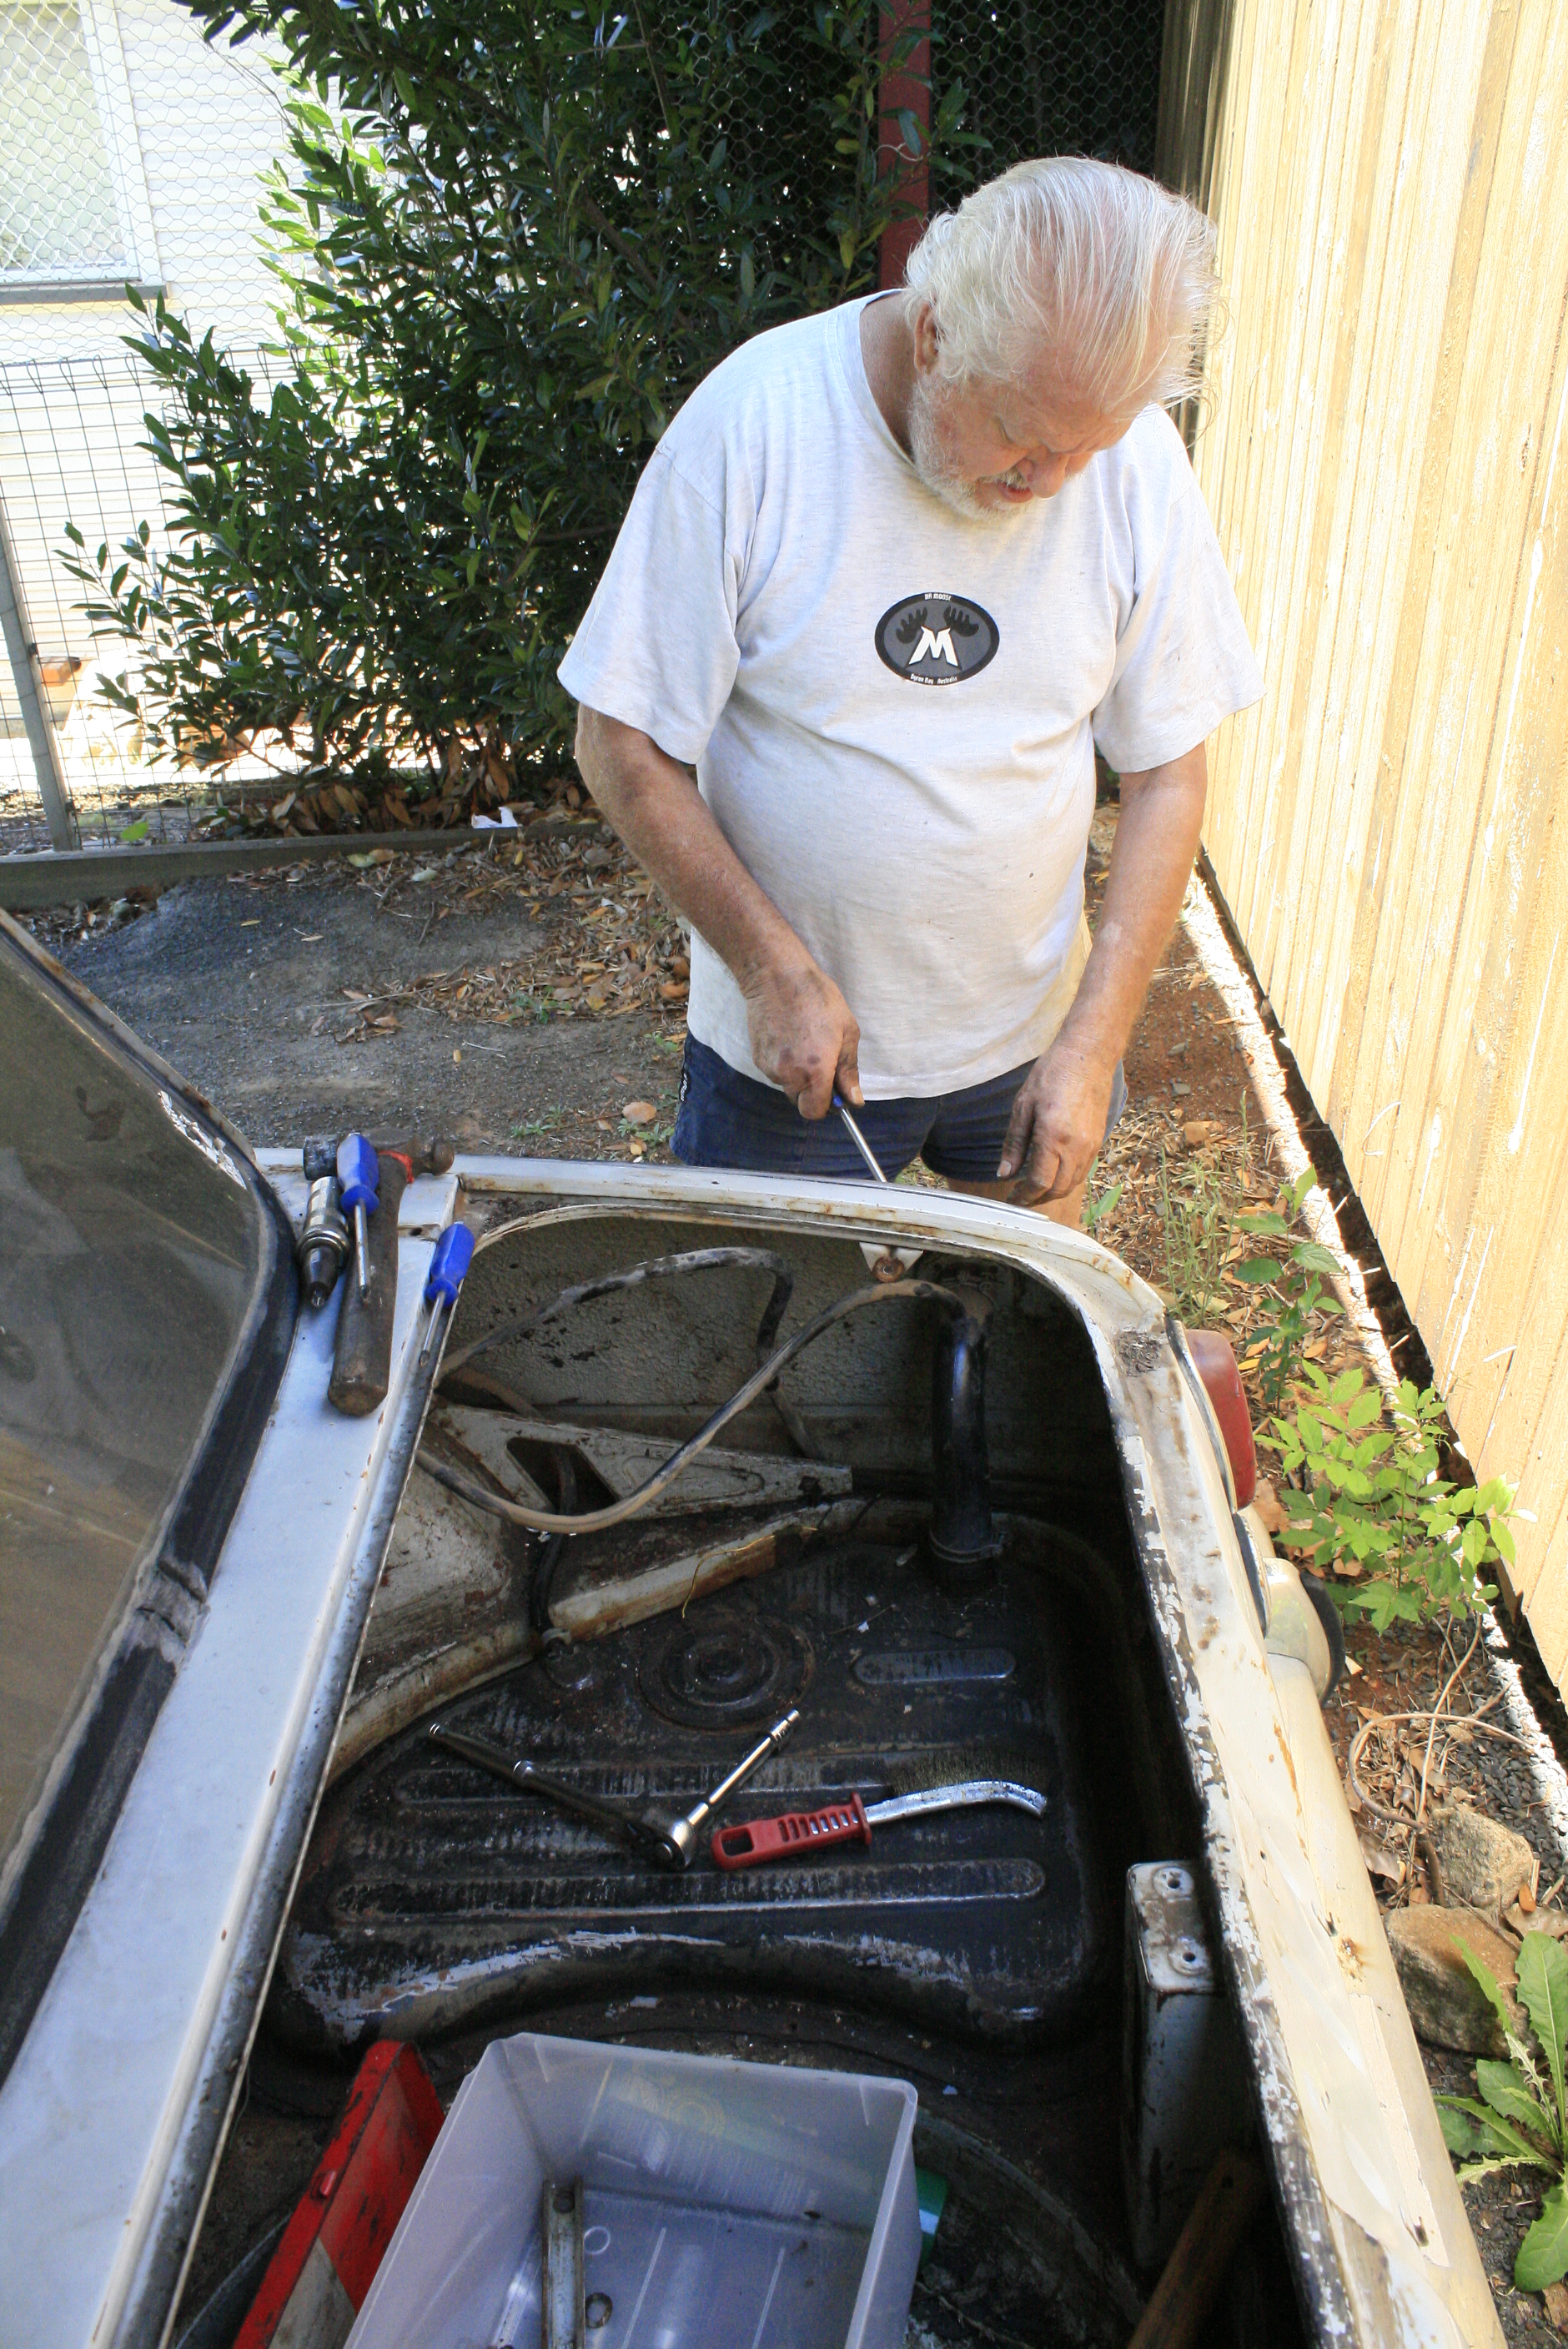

{"left": 878, "top": 0, "right": 931, "bottom": 289}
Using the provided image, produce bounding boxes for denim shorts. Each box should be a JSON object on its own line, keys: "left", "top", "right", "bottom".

{"left": 671, "top": 1033, "right": 1128, "bottom": 1183}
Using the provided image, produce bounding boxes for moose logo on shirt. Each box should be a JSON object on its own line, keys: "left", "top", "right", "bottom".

{"left": 875, "top": 592, "right": 999, "bottom": 686}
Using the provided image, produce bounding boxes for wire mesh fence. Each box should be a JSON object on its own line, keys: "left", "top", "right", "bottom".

{"left": 932, "top": 0, "right": 1167, "bottom": 204}
{"left": 0, "top": 0, "right": 1169, "bottom": 866}
{"left": 0, "top": 347, "right": 294, "bottom": 853}
{"left": 0, "top": 0, "right": 289, "bottom": 856}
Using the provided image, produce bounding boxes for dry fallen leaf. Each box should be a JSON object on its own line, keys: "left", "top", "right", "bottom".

{"left": 1183, "top": 1119, "right": 1219, "bottom": 1145}
{"left": 1357, "top": 1830, "right": 1404, "bottom": 1889}
{"left": 622, "top": 1100, "right": 657, "bottom": 1124}
{"left": 1251, "top": 1478, "right": 1289, "bottom": 1536}
{"left": 1541, "top": 2278, "right": 1568, "bottom": 2330}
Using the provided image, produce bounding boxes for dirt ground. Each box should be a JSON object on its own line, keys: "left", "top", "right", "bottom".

{"left": 23, "top": 799, "right": 1568, "bottom": 2345}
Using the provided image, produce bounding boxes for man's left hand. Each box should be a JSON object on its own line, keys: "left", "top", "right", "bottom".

{"left": 995, "top": 1039, "right": 1117, "bottom": 1205}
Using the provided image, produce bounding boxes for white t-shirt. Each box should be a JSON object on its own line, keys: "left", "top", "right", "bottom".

{"left": 558, "top": 295, "right": 1262, "bottom": 1096}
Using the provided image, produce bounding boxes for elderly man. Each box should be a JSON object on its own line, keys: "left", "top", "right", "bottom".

{"left": 562, "top": 158, "right": 1261, "bottom": 1220}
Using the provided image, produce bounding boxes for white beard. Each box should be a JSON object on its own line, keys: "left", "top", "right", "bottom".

{"left": 907, "top": 375, "right": 1028, "bottom": 521}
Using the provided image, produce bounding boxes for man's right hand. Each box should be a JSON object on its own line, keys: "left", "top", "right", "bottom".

{"left": 740, "top": 952, "right": 862, "bottom": 1120}
{"left": 574, "top": 710, "right": 862, "bottom": 1119}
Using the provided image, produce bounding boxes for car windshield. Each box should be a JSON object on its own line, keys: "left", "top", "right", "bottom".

{"left": 0, "top": 932, "right": 280, "bottom": 1862}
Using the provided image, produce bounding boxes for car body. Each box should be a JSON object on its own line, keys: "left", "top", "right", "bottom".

{"left": 0, "top": 909, "right": 1502, "bottom": 2348}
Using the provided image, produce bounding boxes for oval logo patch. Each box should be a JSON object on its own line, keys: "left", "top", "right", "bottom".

{"left": 875, "top": 591, "right": 999, "bottom": 685}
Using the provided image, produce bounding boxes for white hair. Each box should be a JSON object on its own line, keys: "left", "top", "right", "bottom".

{"left": 902, "top": 158, "right": 1223, "bottom": 415}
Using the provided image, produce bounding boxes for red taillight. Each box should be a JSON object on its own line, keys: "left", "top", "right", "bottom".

{"left": 1185, "top": 1328, "right": 1257, "bottom": 1508}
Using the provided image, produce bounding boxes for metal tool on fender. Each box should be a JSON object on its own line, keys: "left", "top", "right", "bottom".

{"left": 419, "top": 1222, "right": 475, "bottom": 1362}
{"left": 335, "top": 1133, "right": 379, "bottom": 1300}
{"left": 832, "top": 1090, "right": 887, "bottom": 1184}
{"left": 327, "top": 1131, "right": 457, "bottom": 1417}
{"left": 711, "top": 1777, "right": 1045, "bottom": 1871}
{"left": 428, "top": 1708, "right": 799, "bottom": 1870}
{"left": 295, "top": 1176, "right": 349, "bottom": 1309}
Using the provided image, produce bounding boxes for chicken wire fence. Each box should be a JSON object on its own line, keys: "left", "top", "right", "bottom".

{"left": 930, "top": 0, "right": 1165, "bottom": 203}
{"left": 0, "top": 347, "right": 289, "bottom": 855}
{"left": 0, "top": 0, "right": 289, "bottom": 855}
{"left": 0, "top": 0, "right": 1166, "bottom": 863}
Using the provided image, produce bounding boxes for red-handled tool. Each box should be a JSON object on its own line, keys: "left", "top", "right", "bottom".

{"left": 713, "top": 1793, "right": 873, "bottom": 1869}
{"left": 711, "top": 1777, "right": 1045, "bottom": 1871}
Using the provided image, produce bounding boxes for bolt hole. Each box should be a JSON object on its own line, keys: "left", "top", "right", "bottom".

{"left": 553, "top": 2186, "right": 575, "bottom": 2216}
{"left": 585, "top": 2292, "right": 613, "bottom": 2328}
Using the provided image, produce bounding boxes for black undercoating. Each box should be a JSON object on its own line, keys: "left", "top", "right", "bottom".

{"left": 274, "top": 1526, "right": 1132, "bottom": 2054}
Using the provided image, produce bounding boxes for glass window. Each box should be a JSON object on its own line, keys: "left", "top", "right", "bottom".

{"left": 0, "top": 925, "right": 290, "bottom": 1869}
{"left": 0, "top": 2, "right": 131, "bottom": 283}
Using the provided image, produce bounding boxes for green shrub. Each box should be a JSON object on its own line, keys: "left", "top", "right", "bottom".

{"left": 1229, "top": 1164, "right": 1343, "bottom": 1409}
{"left": 1264, "top": 1366, "right": 1515, "bottom": 1631}
{"left": 68, "top": 0, "right": 974, "bottom": 805}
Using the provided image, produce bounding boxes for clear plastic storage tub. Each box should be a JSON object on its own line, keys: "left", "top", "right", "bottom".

{"left": 345, "top": 2031, "right": 921, "bottom": 2349}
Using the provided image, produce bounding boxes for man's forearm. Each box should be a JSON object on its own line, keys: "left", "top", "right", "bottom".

{"left": 1056, "top": 743, "right": 1208, "bottom": 1068}
{"left": 573, "top": 707, "right": 801, "bottom": 986}
{"left": 573, "top": 705, "right": 864, "bottom": 1111}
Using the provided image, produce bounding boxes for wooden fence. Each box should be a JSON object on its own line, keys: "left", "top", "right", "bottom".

{"left": 1158, "top": 0, "right": 1568, "bottom": 1682}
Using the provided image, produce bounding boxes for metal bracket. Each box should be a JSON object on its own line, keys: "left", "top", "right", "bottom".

{"left": 542, "top": 2175, "right": 585, "bottom": 2347}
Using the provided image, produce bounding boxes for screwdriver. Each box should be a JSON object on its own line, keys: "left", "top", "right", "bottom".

{"left": 335, "top": 1133, "right": 379, "bottom": 1300}
{"left": 419, "top": 1222, "right": 476, "bottom": 1362}
{"left": 711, "top": 1777, "right": 1046, "bottom": 1871}
{"left": 832, "top": 1092, "right": 887, "bottom": 1184}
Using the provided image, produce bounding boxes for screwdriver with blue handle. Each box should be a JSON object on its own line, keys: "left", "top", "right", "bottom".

{"left": 420, "top": 1222, "right": 475, "bottom": 1362}
{"left": 335, "top": 1133, "right": 379, "bottom": 1300}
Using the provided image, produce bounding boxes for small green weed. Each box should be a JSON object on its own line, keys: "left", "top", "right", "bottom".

{"left": 1264, "top": 1366, "right": 1515, "bottom": 1629}
{"left": 620, "top": 1116, "right": 675, "bottom": 1148}
{"left": 1083, "top": 1177, "right": 1123, "bottom": 1236}
{"left": 510, "top": 1108, "right": 563, "bottom": 1139}
{"left": 1437, "top": 1934, "right": 1568, "bottom": 2292}
{"left": 1231, "top": 1166, "right": 1344, "bottom": 1407}
{"left": 1157, "top": 1147, "right": 1237, "bottom": 1324}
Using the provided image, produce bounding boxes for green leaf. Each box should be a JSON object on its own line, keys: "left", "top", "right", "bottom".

{"left": 1455, "top": 1936, "right": 1521, "bottom": 2042}
{"left": 1293, "top": 1240, "right": 1342, "bottom": 1277}
{"left": 1518, "top": 1935, "right": 1568, "bottom": 2136}
{"left": 118, "top": 817, "right": 148, "bottom": 843}
{"left": 1516, "top": 2181, "right": 1568, "bottom": 2292}
{"left": 1437, "top": 2096, "right": 1490, "bottom": 2160}
{"left": 1475, "top": 2060, "right": 1559, "bottom": 2150}
{"left": 1436, "top": 2096, "right": 1556, "bottom": 2171}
